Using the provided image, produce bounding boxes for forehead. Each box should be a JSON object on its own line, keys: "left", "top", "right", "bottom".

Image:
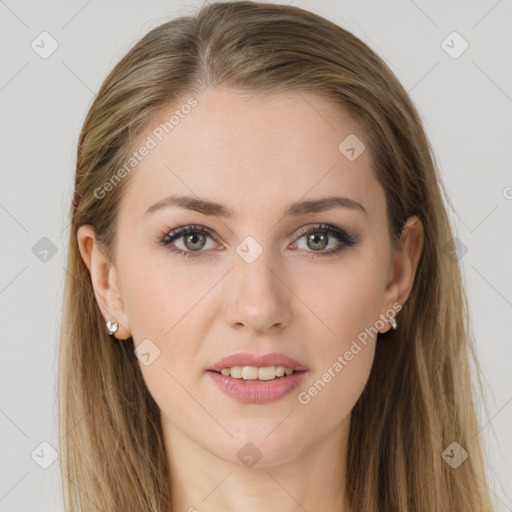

{"left": 119, "top": 87, "right": 381, "bottom": 221}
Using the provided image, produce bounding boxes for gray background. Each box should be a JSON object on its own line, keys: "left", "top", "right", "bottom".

{"left": 0, "top": 0, "right": 511, "bottom": 510}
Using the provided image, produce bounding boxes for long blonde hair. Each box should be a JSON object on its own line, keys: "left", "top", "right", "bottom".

{"left": 59, "top": 1, "right": 495, "bottom": 510}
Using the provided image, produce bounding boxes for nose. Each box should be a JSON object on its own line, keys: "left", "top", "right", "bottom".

{"left": 221, "top": 246, "right": 293, "bottom": 335}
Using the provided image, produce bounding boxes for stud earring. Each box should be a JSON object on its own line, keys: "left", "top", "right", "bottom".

{"left": 105, "top": 320, "right": 119, "bottom": 336}
{"left": 389, "top": 316, "right": 398, "bottom": 330}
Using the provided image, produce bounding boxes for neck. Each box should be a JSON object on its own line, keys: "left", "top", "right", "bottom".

{"left": 162, "top": 416, "right": 351, "bottom": 512}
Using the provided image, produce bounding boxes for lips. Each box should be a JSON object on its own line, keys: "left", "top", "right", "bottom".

{"left": 208, "top": 369, "right": 307, "bottom": 404}
{"left": 208, "top": 352, "right": 309, "bottom": 373}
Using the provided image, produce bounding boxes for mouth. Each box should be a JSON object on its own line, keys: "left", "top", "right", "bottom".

{"left": 206, "top": 352, "right": 309, "bottom": 404}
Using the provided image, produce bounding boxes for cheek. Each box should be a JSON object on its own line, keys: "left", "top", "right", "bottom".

{"left": 293, "top": 254, "right": 383, "bottom": 412}
{"left": 119, "top": 253, "right": 208, "bottom": 339}
{"left": 296, "top": 275, "right": 379, "bottom": 420}
{"left": 295, "top": 253, "right": 385, "bottom": 353}
{"left": 118, "top": 256, "right": 214, "bottom": 392}
{"left": 297, "top": 340, "right": 375, "bottom": 439}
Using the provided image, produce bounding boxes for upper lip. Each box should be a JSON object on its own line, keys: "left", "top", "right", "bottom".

{"left": 208, "top": 352, "right": 308, "bottom": 372}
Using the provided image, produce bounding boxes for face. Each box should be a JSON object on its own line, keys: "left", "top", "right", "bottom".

{"left": 89, "top": 87, "right": 409, "bottom": 467}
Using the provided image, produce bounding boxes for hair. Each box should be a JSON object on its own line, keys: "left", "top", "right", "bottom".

{"left": 58, "top": 1, "right": 496, "bottom": 510}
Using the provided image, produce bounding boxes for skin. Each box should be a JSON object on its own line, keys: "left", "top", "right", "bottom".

{"left": 78, "top": 87, "right": 424, "bottom": 512}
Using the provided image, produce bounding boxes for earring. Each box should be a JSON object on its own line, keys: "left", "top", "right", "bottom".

{"left": 105, "top": 320, "right": 119, "bottom": 336}
{"left": 389, "top": 316, "right": 398, "bottom": 330}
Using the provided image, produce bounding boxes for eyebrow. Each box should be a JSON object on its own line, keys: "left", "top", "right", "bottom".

{"left": 143, "top": 194, "right": 367, "bottom": 218}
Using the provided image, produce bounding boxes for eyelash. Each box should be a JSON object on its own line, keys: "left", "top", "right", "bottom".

{"left": 158, "top": 223, "right": 356, "bottom": 259}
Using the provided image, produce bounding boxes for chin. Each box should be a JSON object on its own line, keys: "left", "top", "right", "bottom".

{"left": 209, "top": 422, "right": 309, "bottom": 468}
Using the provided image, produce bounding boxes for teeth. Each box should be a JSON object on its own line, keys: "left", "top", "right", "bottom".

{"left": 219, "top": 365, "right": 295, "bottom": 380}
{"left": 257, "top": 366, "right": 276, "bottom": 381}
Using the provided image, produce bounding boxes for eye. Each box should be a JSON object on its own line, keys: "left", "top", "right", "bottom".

{"left": 159, "top": 224, "right": 219, "bottom": 258}
{"left": 292, "top": 223, "right": 356, "bottom": 258}
{"left": 159, "top": 223, "right": 356, "bottom": 259}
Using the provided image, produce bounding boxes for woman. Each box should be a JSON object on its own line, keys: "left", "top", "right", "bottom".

{"left": 59, "top": 1, "right": 495, "bottom": 510}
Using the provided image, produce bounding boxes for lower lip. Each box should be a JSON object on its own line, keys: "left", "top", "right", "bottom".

{"left": 207, "top": 370, "right": 308, "bottom": 404}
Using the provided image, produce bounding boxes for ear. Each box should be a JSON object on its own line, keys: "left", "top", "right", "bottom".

{"left": 76, "top": 225, "right": 131, "bottom": 340}
{"left": 378, "top": 215, "right": 424, "bottom": 333}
